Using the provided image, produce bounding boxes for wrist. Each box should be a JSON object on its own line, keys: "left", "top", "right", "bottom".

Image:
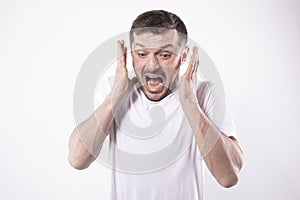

{"left": 180, "top": 94, "right": 199, "bottom": 111}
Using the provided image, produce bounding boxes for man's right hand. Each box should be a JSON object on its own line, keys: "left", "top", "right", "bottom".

{"left": 68, "top": 40, "right": 137, "bottom": 170}
{"left": 111, "top": 40, "right": 137, "bottom": 102}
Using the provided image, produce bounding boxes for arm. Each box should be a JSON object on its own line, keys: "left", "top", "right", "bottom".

{"left": 179, "top": 47, "right": 243, "bottom": 187}
{"left": 68, "top": 40, "right": 136, "bottom": 170}
{"left": 68, "top": 92, "right": 114, "bottom": 170}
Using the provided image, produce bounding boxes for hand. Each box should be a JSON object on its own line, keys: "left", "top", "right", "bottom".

{"left": 111, "top": 40, "right": 137, "bottom": 101}
{"left": 179, "top": 46, "right": 199, "bottom": 105}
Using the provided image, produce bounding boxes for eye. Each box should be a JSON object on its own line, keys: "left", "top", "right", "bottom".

{"left": 137, "top": 51, "right": 147, "bottom": 57}
{"left": 160, "top": 52, "right": 172, "bottom": 59}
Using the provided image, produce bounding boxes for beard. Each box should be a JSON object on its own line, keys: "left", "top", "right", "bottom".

{"left": 134, "top": 65, "right": 180, "bottom": 101}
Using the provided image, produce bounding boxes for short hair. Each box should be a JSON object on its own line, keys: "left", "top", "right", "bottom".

{"left": 130, "top": 10, "right": 188, "bottom": 46}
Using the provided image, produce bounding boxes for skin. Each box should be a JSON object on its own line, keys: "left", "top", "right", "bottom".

{"left": 179, "top": 47, "right": 243, "bottom": 187}
{"left": 131, "top": 30, "right": 186, "bottom": 101}
{"left": 68, "top": 29, "right": 243, "bottom": 188}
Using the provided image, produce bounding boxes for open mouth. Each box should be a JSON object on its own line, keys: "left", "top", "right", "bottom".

{"left": 144, "top": 74, "right": 165, "bottom": 93}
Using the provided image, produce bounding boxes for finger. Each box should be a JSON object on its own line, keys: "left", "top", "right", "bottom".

{"left": 117, "top": 40, "right": 124, "bottom": 54}
{"left": 129, "top": 76, "right": 138, "bottom": 89}
{"left": 117, "top": 40, "right": 127, "bottom": 68}
{"left": 184, "top": 46, "right": 197, "bottom": 79}
{"left": 124, "top": 46, "right": 127, "bottom": 65}
{"left": 191, "top": 47, "right": 199, "bottom": 82}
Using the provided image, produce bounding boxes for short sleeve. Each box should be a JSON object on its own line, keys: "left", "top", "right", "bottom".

{"left": 196, "top": 81, "right": 237, "bottom": 138}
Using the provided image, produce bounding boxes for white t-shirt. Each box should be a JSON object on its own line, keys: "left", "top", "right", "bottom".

{"left": 95, "top": 76, "right": 236, "bottom": 200}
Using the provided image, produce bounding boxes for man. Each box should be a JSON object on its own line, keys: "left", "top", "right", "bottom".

{"left": 68, "top": 10, "right": 243, "bottom": 199}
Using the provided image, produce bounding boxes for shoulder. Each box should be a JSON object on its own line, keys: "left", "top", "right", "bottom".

{"left": 196, "top": 80, "right": 214, "bottom": 94}
{"left": 195, "top": 80, "right": 216, "bottom": 102}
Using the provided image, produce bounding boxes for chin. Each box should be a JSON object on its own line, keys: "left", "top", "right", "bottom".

{"left": 142, "top": 86, "right": 169, "bottom": 101}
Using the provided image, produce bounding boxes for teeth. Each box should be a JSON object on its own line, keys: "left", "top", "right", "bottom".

{"left": 145, "top": 75, "right": 163, "bottom": 82}
{"left": 145, "top": 74, "right": 163, "bottom": 78}
{"left": 148, "top": 75, "right": 158, "bottom": 78}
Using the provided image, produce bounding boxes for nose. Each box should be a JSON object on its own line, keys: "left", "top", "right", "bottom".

{"left": 146, "top": 54, "right": 160, "bottom": 70}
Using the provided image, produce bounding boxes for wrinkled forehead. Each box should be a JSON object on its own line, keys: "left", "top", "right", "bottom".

{"left": 131, "top": 29, "right": 184, "bottom": 52}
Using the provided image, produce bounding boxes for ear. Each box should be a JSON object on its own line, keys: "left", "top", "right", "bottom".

{"left": 180, "top": 46, "right": 190, "bottom": 64}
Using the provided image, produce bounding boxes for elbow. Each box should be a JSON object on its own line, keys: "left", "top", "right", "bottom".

{"left": 68, "top": 129, "right": 94, "bottom": 170}
{"left": 218, "top": 172, "right": 239, "bottom": 188}
{"left": 68, "top": 154, "right": 90, "bottom": 170}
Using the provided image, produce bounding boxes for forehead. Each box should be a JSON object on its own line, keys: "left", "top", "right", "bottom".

{"left": 132, "top": 29, "right": 181, "bottom": 50}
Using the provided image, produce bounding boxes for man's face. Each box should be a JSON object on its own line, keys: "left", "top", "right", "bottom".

{"left": 131, "top": 29, "right": 187, "bottom": 101}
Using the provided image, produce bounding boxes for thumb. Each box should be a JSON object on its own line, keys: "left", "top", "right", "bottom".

{"left": 129, "top": 76, "right": 138, "bottom": 89}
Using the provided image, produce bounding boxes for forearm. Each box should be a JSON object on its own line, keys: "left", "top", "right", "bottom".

{"left": 203, "top": 132, "right": 243, "bottom": 188}
{"left": 182, "top": 100, "right": 243, "bottom": 187}
{"left": 68, "top": 92, "right": 117, "bottom": 170}
{"left": 68, "top": 40, "right": 135, "bottom": 170}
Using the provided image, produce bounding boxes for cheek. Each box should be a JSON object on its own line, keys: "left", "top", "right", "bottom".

{"left": 132, "top": 54, "right": 146, "bottom": 68}
{"left": 165, "top": 58, "right": 181, "bottom": 79}
{"left": 132, "top": 60, "right": 143, "bottom": 77}
{"left": 162, "top": 57, "right": 181, "bottom": 71}
{"left": 132, "top": 57, "right": 143, "bottom": 76}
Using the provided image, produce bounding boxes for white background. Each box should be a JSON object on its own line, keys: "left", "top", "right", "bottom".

{"left": 1, "top": 0, "right": 299, "bottom": 199}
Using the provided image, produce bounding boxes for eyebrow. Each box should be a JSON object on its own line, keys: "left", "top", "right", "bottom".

{"left": 135, "top": 43, "right": 174, "bottom": 50}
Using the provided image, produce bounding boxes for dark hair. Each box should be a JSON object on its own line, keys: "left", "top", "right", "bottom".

{"left": 130, "top": 10, "right": 188, "bottom": 46}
